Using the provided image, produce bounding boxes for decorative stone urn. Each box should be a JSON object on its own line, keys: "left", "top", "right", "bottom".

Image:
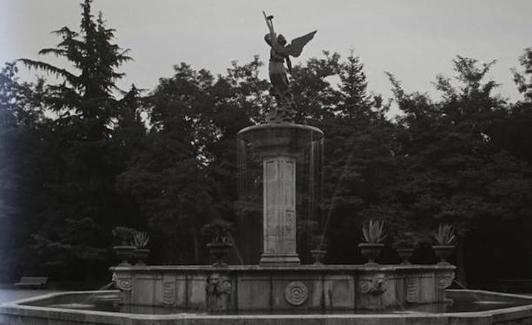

{"left": 207, "top": 242, "right": 232, "bottom": 267}
{"left": 134, "top": 248, "right": 150, "bottom": 266}
{"left": 433, "top": 245, "right": 454, "bottom": 265}
{"left": 310, "top": 249, "right": 326, "bottom": 265}
{"left": 113, "top": 245, "right": 135, "bottom": 266}
{"left": 396, "top": 248, "right": 415, "bottom": 265}
{"left": 358, "top": 243, "right": 384, "bottom": 266}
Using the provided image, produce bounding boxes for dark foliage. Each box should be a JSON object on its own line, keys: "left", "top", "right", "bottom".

{"left": 1, "top": 1, "right": 531, "bottom": 287}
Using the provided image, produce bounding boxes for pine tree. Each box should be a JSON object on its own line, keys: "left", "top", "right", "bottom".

{"left": 19, "top": 0, "right": 131, "bottom": 139}
{"left": 17, "top": 0, "right": 133, "bottom": 280}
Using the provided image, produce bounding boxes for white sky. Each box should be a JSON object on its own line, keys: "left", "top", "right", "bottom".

{"left": 1, "top": 0, "right": 531, "bottom": 103}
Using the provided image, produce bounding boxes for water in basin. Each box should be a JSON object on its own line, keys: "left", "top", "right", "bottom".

{"left": 22, "top": 290, "right": 532, "bottom": 315}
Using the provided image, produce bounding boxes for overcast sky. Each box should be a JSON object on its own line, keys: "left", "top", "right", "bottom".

{"left": 1, "top": 0, "right": 531, "bottom": 104}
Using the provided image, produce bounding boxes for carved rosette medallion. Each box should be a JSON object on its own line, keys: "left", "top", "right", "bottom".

{"left": 360, "top": 274, "right": 387, "bottom": 295}
{"left": 284, "top": 281, "right": 309, "bottom": 306}
{"left": 437, "top": 272, "right": 455, "bottom": 290}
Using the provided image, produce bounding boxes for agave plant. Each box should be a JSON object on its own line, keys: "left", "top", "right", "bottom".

{"left": 433, "top": 224, "right": 456, "bottom": 245}
{"left": 131, "top": 231, "right": 150, "bottom": 248}
{"left": 362, "top": 220, "right": 386, "bottom": 244}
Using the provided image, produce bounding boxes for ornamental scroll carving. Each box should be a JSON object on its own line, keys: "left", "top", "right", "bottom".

{"left": 112, "top": 272, "right": 133, "bottom": 291}
{"left": 360, "top": 273, "right": 387, "bottom": 295}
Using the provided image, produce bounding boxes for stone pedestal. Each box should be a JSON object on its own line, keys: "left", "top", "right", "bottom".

{"left": 237, "top": 123, "right": 324, "bottom": 265}
{"left": 260, "top": 156, "right": 300, "bottom": 266}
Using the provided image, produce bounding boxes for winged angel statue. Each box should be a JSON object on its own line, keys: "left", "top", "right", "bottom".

{"left": 263, "top": 11, "right": 316, "bottom": 122}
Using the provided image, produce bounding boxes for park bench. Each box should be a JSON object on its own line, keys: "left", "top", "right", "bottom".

{"left": 14, "top": 276, "right": 48, "bottom": 289}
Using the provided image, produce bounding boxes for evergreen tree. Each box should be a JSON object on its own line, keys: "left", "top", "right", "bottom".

{"left": 19, "top": 0, "right": 131, "bottom": 139}
{"left": 17, "top": 0, "right": 133, "bottom": 280}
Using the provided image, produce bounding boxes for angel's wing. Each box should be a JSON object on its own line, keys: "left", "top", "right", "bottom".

{"left": 284, "top": 30, "right": 317, "bottom": 57}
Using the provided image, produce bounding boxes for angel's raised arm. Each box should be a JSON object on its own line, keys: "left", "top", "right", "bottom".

{"left": 263, "top": 11, "right": 277, "bottom": 44}
{"left": 263, "top": 11, "right": 274, "bottom": 32}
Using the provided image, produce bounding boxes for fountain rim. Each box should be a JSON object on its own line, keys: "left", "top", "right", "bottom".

{"left": 237, "top": 123, "right": 324, "bottom": 138}
{"left": 109, "top": 264, "right": 455, "bottom": 272}
{"left": 3, "top": 289, "right": 532, "bottom": 323}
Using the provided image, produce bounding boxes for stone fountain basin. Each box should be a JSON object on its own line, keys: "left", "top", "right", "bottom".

{"left": 110, "top": 264, "right": 456, "bottom": 311}
{"left": 3, "top": 289, "right": 532, "bottom": 325}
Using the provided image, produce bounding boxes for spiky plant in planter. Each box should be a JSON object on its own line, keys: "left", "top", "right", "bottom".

{"left": 434, "top": 224, "right": 455, "bottom": 245}
{"left": 433, "top": 224, "right": 456, "bottom": 265}
{"left": 131, "top": 231, "right": 150, "bottom": 266}
{"left": 362, "top": 220, "right": 386, "bottom": 244}
{"left": 359, "top": 220, "right": 386, "bottom": 266}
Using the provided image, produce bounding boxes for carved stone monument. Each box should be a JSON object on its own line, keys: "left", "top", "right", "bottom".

{"left": 108, "top": 11, "right": 456, "bottom": 315}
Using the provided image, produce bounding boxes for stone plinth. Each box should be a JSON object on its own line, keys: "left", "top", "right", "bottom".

{"left": 237, "top": 123, "right": 323, "bottom": 265}
{"left": 111, "top": 264, "right": 455, "bottom": 312}
{"left": 261, "top": 156, "right": 299, "bottom": 265}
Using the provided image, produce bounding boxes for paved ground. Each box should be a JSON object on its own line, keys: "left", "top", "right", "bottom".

{"left": 0, "top": 289, "right": 60, "bottom": 304}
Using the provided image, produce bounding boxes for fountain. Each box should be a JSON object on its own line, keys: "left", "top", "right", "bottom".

{"left": 2, "top": 12, "right": 532, "bottom": 325}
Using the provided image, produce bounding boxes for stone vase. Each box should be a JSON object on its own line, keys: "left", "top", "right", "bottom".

{"left": 310, "top": 249, "right": 326, "bottom": 265}
{"left": 207, "top": 242, "right": 232, "bottom": 267}
{"left": 134, "top": 248, "right": 150, "bottom": 266}
{"left": 433, "top": 245, "right": 454, "bottom": 265}
{"left": 113, "top": 245, "right": 135, "bottom": 266}
{"left": 396, "top": 248, "right": 415, "bottom": 265}
{"left": 358, "top": 243, "right": 384, "bottom": 266}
